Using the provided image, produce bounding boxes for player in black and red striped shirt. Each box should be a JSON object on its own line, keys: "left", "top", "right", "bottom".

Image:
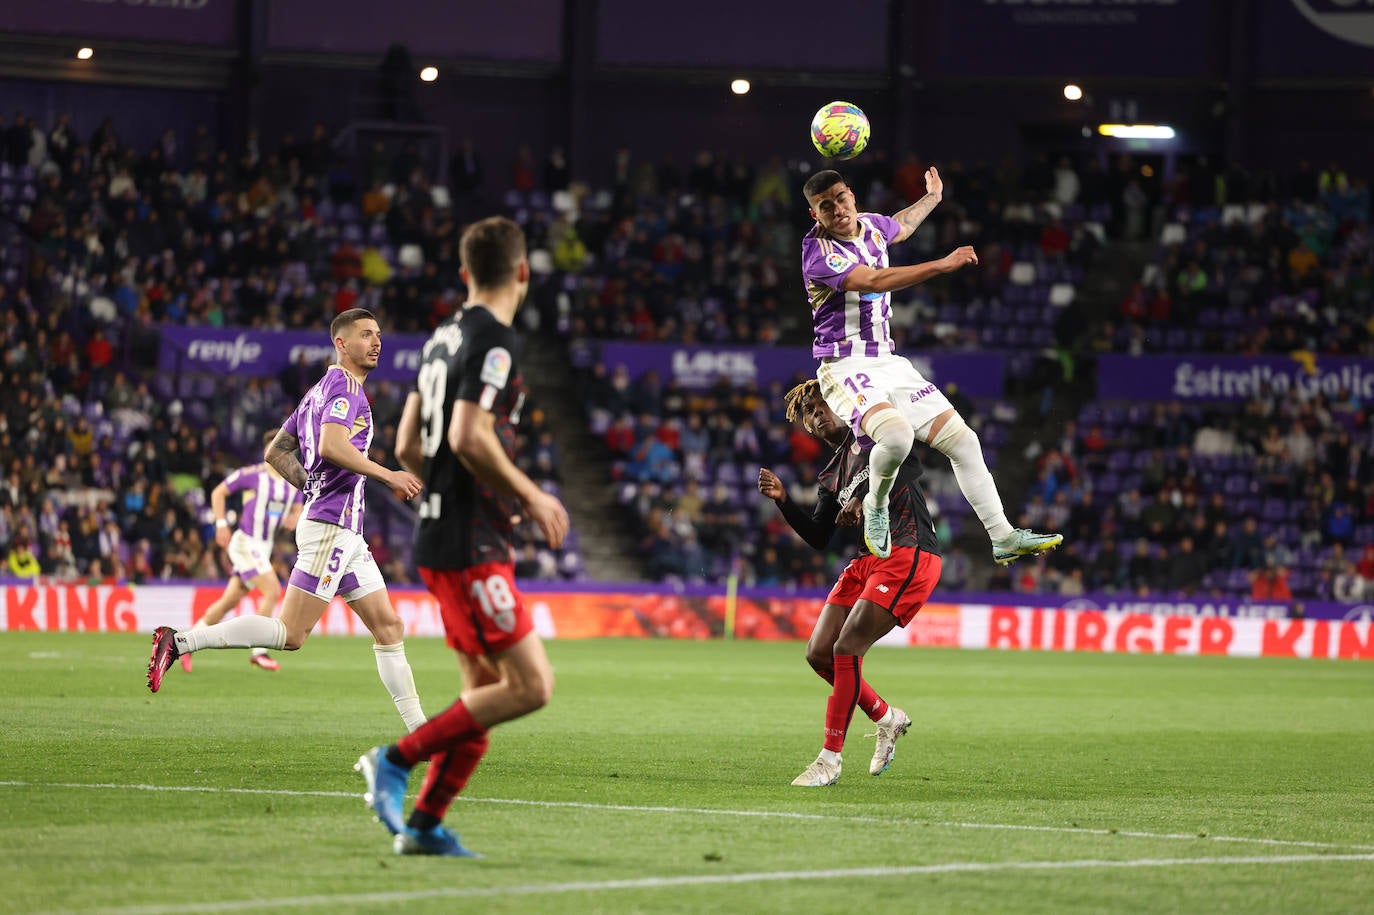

{"left": 759, "top": 379, "right": 943, "bottom": 787}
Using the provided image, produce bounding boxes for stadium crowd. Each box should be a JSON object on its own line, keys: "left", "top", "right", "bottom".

{"left": 1, "top": 109, "right": 1369, "bottom": 604}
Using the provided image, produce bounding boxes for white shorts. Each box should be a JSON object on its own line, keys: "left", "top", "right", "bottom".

{"left": 817, "top": 352, "right": 954, "bottom": 440}
{"left": 288, "top": 518, "right": 385, "bottom": 603}
{"left": 227, "top": 530, "right": 275, "bottom": 581}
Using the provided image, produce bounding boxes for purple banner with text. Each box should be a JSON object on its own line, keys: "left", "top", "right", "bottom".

{"left": 595, "top": 342, "right": 1007, "bottom": 399}
{"left": 158, "top": 326, "right": 428, "bottom": 383}
{"left": 1253, "top": 1, "right": 1374, "bottom": 77}
{"left": 2, "top": 0, "right": 236, "bottom": 46}
{"left": 1097, "top": 354, "right": 1374, "bottom": 402}
{"left": 934, "top": 0, "right": 1225, "bottom": 78}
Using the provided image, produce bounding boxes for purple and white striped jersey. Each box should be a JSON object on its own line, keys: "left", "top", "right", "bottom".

{"left": 281, "top": 365, "right": 373, "bottom": 533}
{"left": 801, "top": 212, "right": 903, "bottom": 359}
{"left": 222, "top": 464, "right": 302, "bottom": 542}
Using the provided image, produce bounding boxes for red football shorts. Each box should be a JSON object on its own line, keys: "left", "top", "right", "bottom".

{"left": 825, "top": 547, "right": 942, "bottom": 627}
{"left": 419, "top": 562, "right": 534, "bottom": 656}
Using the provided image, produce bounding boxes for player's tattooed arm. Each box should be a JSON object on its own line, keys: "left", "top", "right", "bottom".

{"left": 891, "top": 166, "right": 945, "bottom": 243}
{"left": 265, "top": 430, "right": 308, "bottom": 491}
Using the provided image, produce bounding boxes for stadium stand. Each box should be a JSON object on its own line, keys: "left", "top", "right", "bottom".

{"left": 3, "top": 110, "right": 1369, "bottom": 605}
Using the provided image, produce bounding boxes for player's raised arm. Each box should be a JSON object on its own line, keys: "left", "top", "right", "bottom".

{"left": 888, "top": 166, "right": 944, "bottom": 244}
{"left": 841, "top": 246, "right": 979, "bottom": 295}
{"left": 759, "top": 466, "right": 840, "bottom": 550}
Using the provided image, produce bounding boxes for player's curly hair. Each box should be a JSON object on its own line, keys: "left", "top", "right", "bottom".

{"left": 783, "top": 379, "right": 821, "bottom": 425}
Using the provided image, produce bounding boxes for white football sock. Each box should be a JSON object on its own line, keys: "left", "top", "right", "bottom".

{"left": 929, "top": 415, "right": 1014, "bottom": 543}
{"left": 250, "top": 647, "right": 269, "bottom": 657}
{"left": 875, "top": 707, "right": 895, "bottom": 728}
{"left": 176, "top": 616, "right": 287, "bottom": 654}
{"left": 374, "top": 642, "right": 426, "bottom": 732}
{"left": 819, "top": 748, "right": 842, "bottom": 766}
{"left": 862, "top": 408, "right": 914, "bottom": 509}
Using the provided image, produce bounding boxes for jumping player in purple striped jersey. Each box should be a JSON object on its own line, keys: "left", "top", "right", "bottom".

{"left": 801, "top": 166, "right": 1062, "bottom": 566}
{"left": 146, "top": 309, "right": 429, "bottom": 733}
{"left": 178, "top": 429, "right": 304, "bottom": 675}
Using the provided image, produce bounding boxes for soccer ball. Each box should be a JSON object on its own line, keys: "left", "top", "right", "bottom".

{"left": 810, "top": 101, "right": 870, "bottom": 161}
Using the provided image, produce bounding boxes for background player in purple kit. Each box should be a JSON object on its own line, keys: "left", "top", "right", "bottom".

{"left": 146, "top": 309, "right": 428, "bottom": 733}
{"left": 179, "top": 429, "right": 304, "bottom": 675}
{"left": 801, "top": 166, "right": 1062, "bottom": 566}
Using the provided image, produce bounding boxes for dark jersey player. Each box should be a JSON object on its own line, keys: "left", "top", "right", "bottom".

{"left": 355, "top": 216, "right": 570, "bottom": 858}
{"left": 758, "top": 378, "right": 942, "bottom": 787}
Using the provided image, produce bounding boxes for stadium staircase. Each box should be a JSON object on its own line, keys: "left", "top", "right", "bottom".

{"left": 522, "top": 334, "right": 649, "bottom": 581}
{"left": 958, "top": 238, "right": 1157, "bottom": 586}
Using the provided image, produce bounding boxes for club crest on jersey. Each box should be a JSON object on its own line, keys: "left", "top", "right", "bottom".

{"left": 329, "top": 397, "right": 350, "bottom": 419}
{"left": 481, "top": 347, "right": 512, "bottom": 387}
{"left": 825, "top": 252, "right": 850, "bottom": 273}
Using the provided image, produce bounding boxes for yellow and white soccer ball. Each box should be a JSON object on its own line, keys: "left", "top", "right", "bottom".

{"left": 810, "top": 101, "right": 870, "bottom": 161}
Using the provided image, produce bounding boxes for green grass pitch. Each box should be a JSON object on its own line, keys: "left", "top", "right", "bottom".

{"left": 2, "top": 632, "right": 1372, "bottom": 914}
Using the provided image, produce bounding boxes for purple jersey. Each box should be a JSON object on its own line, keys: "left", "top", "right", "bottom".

{"left": 282, "top": 365, "right": 373, "bottom": 533}
{"left": 801, "top": 212, "right": 902, "bottom": 359}
{"left": 222, "top": 464, "right": 302, "bottom": 543}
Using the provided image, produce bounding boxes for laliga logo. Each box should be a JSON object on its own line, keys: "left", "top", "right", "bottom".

{"left": 1343, "top": 604, "right": 1374, "bottom": 622}
{"left": 1291, "top": 1, "right": 1374, "bottom": 48}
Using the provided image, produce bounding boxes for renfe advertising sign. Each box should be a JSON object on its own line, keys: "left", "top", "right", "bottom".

{"left": 5, "top": 584, "right": 1370, "bottom": 661}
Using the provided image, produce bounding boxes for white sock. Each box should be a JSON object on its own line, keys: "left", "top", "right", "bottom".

{"left": 250, "top": 647, "right": 269, "bottom": 657}
{"left": 863, "top": 409, "right": 914, "bottom": 508}
{"left": 875, "top": 708, "right": 895, "bottom": 728}
{"left": 819, "top": 748, "right": 842, "bottom": 766}
{"left": 374, "top": 642, "right": 426, "bottom": 732}
{"left": 931, "top": 419, "right": 1014, "bottom": 542}
{"left": 176, "top": 615, "right": 287, "bottom": 654}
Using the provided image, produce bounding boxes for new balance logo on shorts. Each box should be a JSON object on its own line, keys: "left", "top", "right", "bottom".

{"left": 876, "top": 584, "right": 890, "bottom": 593}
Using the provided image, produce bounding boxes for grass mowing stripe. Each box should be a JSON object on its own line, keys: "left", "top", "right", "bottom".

{"left": 89, "top": 853, "right": 1374, "bottom": 915}
{"left": 4, "top": 779, "right": 1371, "bottom": 853}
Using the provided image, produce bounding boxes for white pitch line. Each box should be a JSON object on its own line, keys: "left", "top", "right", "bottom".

{"left": 91, "top": 853, "right": 1374, "bottom": 915}
{"left": 3, "top": 780, "right": 1372, "bottom": 854}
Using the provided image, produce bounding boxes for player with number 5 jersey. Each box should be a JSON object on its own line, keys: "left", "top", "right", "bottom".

{"left": 145, "top": 309, "right": 428, "bottom": 738}
{"left": 354, "top": 216, "right": 570, "bottom": 859}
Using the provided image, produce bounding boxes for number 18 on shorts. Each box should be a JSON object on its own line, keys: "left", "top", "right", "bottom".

{"left": 419, "top": 562, "right": 533, "bottom": 656}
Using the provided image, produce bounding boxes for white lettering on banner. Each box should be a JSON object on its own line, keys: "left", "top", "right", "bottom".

{"left": 390, "top": 348, "right": 422, "bottom": 375}
{"left": 671, "top": 350, "right": 757, "bottom": 387}
{"left": 82, "top": 0, "right": 211, "bottom": 9}
{"left": 959, "top": 605, "right": 1374, "bottom": 661}
{"left": 1061, "top": 598, "right": 1289, "bottom": 620}
{"left": 287, "top": 343, "right": 337, "bottom": 366}
{"left": 7, "top": 585, "right": 1371, "bottom": 661}
{"left": 1171, "top": 362, "right": 1374, "bottom": 400}
{"left": 1343, "top": 604, "right": 1374, "bottom": 623}
{"left": 186, "top": 334, "right": 262, "bottom": 370}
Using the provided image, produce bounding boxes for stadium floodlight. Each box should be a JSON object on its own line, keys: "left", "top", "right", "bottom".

{"left": 730, "top": 78, "right": 751, "bottom": 96}
{"left": 76, "top": 47, "right": 94, "bottom": 60}
{"left": 1097, "top": 124, "right": 1176, "bottom": 139}
{"left": 419, "top": 66, "right": 438, "bottom": 82}
{"left": 1063, "top": 84, "right": 1083, "bottom": 101}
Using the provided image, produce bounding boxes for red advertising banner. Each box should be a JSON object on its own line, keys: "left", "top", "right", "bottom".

{"left": 4, "top": 586, "right": 1370, "bottom": 662}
